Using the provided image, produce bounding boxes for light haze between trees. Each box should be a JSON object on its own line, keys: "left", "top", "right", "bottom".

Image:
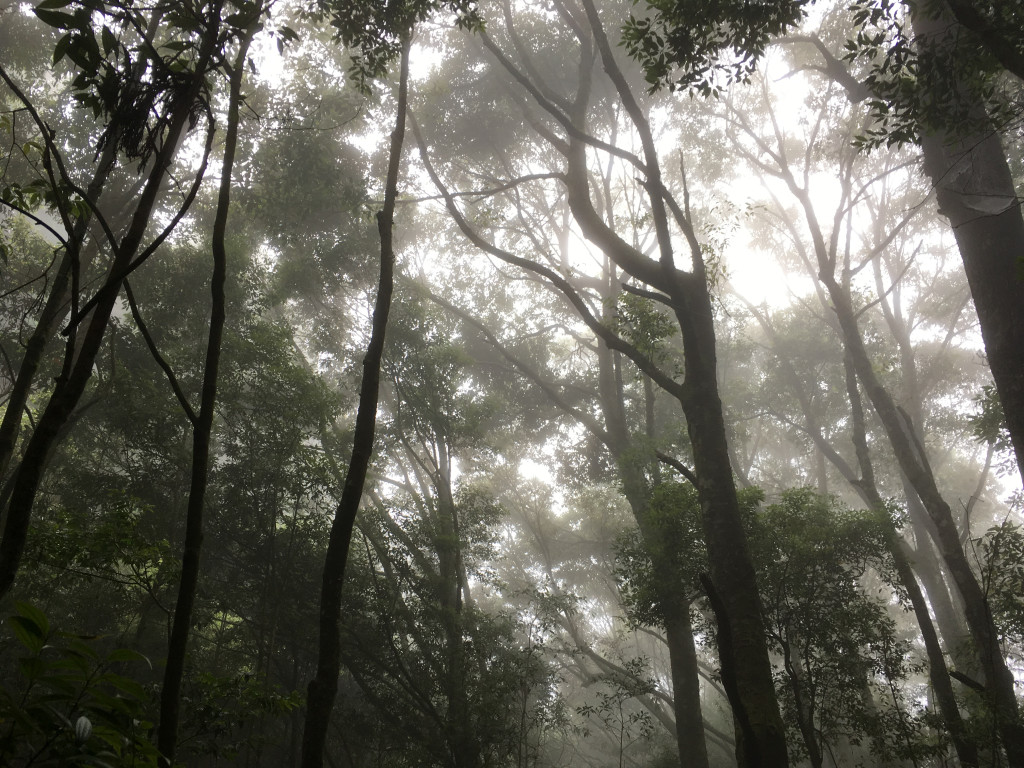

{"left": 0, "top": 0, "right": 1023, "bottom": 766}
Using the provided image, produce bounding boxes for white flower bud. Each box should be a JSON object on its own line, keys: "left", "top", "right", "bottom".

{"left": 74, "top": 715, "right": 92, "bottom": 745}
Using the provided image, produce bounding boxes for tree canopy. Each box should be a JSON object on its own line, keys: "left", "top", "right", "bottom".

{"left": 0, "top": 0, "right": 1022, "bottom": 766}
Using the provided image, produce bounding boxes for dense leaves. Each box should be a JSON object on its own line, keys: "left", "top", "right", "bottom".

{"left": 1, "top": 0, "right": 1022, "bottom": 765}
{"left": 0, "top": 603, "right": 160, "bottom": 767}
{"left": 623, "top": 0, "right": 809, "bottom": 93}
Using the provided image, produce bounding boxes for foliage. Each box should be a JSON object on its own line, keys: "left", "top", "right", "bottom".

{"left": 2, "top": 0, "right": 1020, "bottom": 764}
{"left": 30, "top": 0, "right": 249, "bottom": 163}
{"left": 614, "top": 481, "right": 762, "bottom": 631}
{"left": 747, "top": 489, "right": 931, "bottom": 763}
{"left": 0, "top": 602, "right": 160, "bottom": 767}
{"left": 384, "top": 288, "right": 502, "bottom": 448}
{"left": 177, "top": 671, "right": 302, "bottom": 763}
{"left": 609, "top": 292, "right": 677, "bottom": 363}
{"left": 622, "top": 0, "right": 809, "bottom": 94}
{"left": 977, "top": 520, "right": 1024, "bottom": 651}
{"left": 841, "top": 0, "right": 1017, "bottom": 148}
{"left": 337, "top": 509, "right": 537, "bottom": 765}
{"left": 971, "top": 384, "right": 1012, "bottom": 450}
{"left": 312, "top": 0, "right": 483, "bottom": 92}
{"left": 576, "top": 663, "right": 656, "bottom": 766}
{"left": 616, "top": 486, "right": 934, "bottom": 761}
{"left": 624, "top": 0, "right": 1023, "bottom": 146}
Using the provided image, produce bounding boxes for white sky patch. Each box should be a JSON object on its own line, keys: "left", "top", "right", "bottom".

{"left": 725, "top": 242, "right": 802, "bottom": 306}
{"left": 250, "top": 31, "right": 287, "bottom": 85}
{"left": 518, "top": 457, "right": 552, "bottom": 483}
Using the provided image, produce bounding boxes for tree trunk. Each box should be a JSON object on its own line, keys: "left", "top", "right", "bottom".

{"left": 844, "top": 355, "right": 978, "bottom": 767}
{"left": 826, "top": 281, "right": 1024, "bottom": 767}
{"left": 156, "top": 25, "right": 254, "bottom": 765}
{"left": 595, "top": 334, "right": 711, "bottom": 768}
{"left": 576, "top": 4, "right": 788, "bottom": 759}
{"left": 0, "top": 10, "right": 222, "bottom": 599}
{"left": 300, "top": 35, "right": 409, "bottom": 768}
{"left": 780, "top": 636, "right": 823, "bottom": 768}
{"left": 914, "top": 8, "right": 1024, "bottom": 488}
{"left": 435, "top": 441, "right": 482, "bottom": 768}
{"left": 0, "top": 142, "right": 116, "bottom": 488}
{"left": 674, "top": 277, "right": 788, "bottom": 768}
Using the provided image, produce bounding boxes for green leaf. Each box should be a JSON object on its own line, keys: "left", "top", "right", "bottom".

{"left": 11, "top": 602, "right": 49, "bottom": 649}
{"left": 160, "top": 39, "right": 191, "bottom": 53}
{"left": 34, "top": 7, "right": 79, "bottom": 30}
{"left": 65, "top": 37, "right": 96, "bottom": 71}
{"left": 61, "top": 636, "right": 100, "bottom": 661}
{"left": 100, "top": 25, "right": 116, "bottom": 55}
{"left": 101, "top": 673, "right": 148, "bottom": 701}
{"left": 53, "top": 32, "right": 73, "bottom": 64}
{"left": 18, "top": 654, "right": 46, "bottom": 679}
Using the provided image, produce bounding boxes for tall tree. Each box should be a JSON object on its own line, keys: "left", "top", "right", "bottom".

{"left": 623, "top": 0, "right": 1024, "bottom": 486}
{"left": 299, "top": 33, "right": 409, "bottom": 768}
{"left": 154, "top": 15, "right": 260, "bottom": 765}
{"left": 0, "top": 0, "right": 236, "bottom": 599}
{"left": 412, "top": 1, "right": 789, "bottom": 763}
{"left": 722, "top": 48, "right": 1018, "bottom": 762}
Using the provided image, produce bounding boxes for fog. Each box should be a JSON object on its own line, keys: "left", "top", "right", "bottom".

{"left": 0, "top": 0, "right": 1022, "bottom": 766}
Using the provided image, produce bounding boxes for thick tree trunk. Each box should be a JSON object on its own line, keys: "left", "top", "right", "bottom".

{"left": 914, "top": 10, "right": 1024, "bottom": 487}
{"left": 300, "top": 36, "right": 408, "bottom": 768}
{"left": 575, "top": 4, "right": 788, "bottom": 759}
{"left": 674, "top": 279, "right": 788, "bottom": 768}
{"left": 922, "top": 128, "right": 1024, "bottom": 484}
{"left": 595, "top": 335, "right": 711, "bottom": 768}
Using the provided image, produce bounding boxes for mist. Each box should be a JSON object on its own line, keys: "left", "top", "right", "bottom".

{"left": 0, "top": 0, "right": 1022, "bottom": 766}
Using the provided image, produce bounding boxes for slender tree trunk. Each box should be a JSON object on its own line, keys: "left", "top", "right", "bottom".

{"left": 751, "top": 41, "right": 1015, "bottom": 753}
{"left": 826, "top": 281, "right": 1024, "bottom": 766}
{"left": 156, "top": 25, "right": 254, "bottom": 765}
{"left": 780, "top": 637, "right": 822, "bottom": 768}
{"left": 892, "top": 540, "right": 978, "bottom": 766}
{"left": 300, "top": 35, "right": 409, "bottom": 768}
{"left": 843, "top": 354, "right": 978, "bottom": 767}
{"left": 0, "top": 142, "right": 116, "bottom": 487}
{"left": 760, "top": 297, "right": 976, "bottom": 765}
{"left": 0, "top": 12, "right": 222, "bottom": 599}
{"left": 435, "top": 441, "right": 482, "bottom": 768}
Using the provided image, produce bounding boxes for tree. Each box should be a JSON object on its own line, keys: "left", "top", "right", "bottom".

{"left": 617, "top": 486, "right": 940, "bottom": 766}
{"left": 155, "top": 13, "right": 261, "bottom": 765}
{"left": 3, "top": 0, "right": 1022, "bottom": 763}
{"left": 411, "top": 1, "right": 789, "bottom": 763}
{"left": 299, "top": 2, "right": 481, "bottom": 765}
{"left": 623, "top": 0, "right": 1024, "bottom": 491}
{"left": 0, "top": 0, "right": 244, "bottom": 600}
{"left": 621, "top": 1, "right": 1024, "bottom": 760}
